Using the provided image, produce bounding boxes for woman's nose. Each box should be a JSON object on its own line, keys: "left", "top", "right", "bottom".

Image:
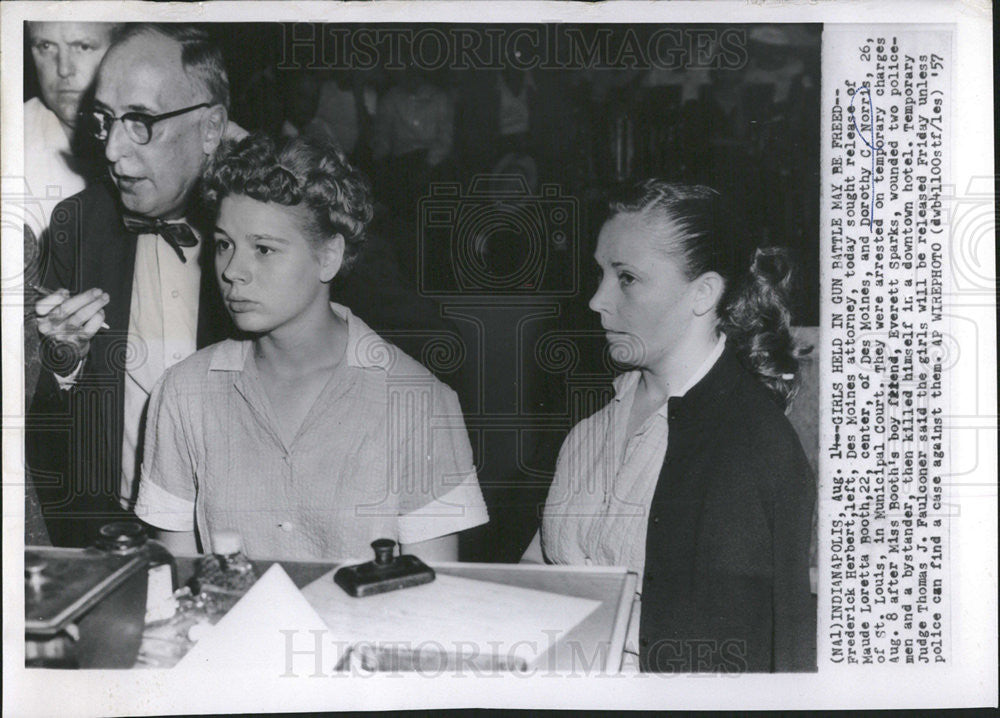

{"left": 220, "top": 249, "right": 250, "bottom": 284}
{"left": 588, "top": 278, "right": 609, "bottom": 315}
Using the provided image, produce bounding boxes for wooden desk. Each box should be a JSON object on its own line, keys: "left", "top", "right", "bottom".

{"left": 176, "top": 557, "right": 636, "bottom": 673}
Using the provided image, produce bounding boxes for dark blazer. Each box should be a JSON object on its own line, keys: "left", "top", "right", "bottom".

{"left": 638, "top": 346, "right": 817, "bottom": 673}
{"left": 27, "top": 181, "right": 232, "bottom": 547}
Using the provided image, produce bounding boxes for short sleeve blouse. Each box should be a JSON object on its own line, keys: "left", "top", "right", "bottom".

{"left": 135, "top": 303, "right": 488, "bottom": 560}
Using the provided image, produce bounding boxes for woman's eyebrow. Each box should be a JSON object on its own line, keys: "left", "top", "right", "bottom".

{"left": 247, "top": 233, "right": 290, "bottom": 244}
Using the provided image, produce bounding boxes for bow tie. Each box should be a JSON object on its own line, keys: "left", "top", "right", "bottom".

{"left": 122, "top": 215, "right": 198, "bottom": 263}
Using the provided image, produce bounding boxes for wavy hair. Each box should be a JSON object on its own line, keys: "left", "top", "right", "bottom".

{"left": 607, "top": 180, "right": 809, "bottom": 408}
{"left": 201, "top": 132, "right": 373, "bottom": 275}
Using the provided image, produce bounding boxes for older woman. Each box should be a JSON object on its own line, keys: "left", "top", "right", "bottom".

{"left": 134, "top": 133, "right": 488, "bottom": 562}
{"left": 523, "top": 181, "right": 815, "bottom": 672}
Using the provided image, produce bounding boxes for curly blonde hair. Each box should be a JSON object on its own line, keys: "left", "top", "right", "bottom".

{"left": 202, "top": 132, "right": 373, "bottom": 275}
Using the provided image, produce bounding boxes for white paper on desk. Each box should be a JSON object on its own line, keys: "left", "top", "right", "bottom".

{"left": 176, "top": 564, "right": 332, "bottom": 674}
{"left": 301, "top": 571, "right": 601, "bottom": 671}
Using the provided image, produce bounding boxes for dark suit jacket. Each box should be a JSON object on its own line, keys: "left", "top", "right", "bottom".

{"left": 638, "top": 346, "right": 817, "bottom": 673}
{"left": 27, "top": 181, "right": 232, "bottom": 547}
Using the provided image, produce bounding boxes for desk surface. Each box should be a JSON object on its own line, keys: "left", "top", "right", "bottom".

{"left": 176, "top": 557, "right": 636, "bottom": 673}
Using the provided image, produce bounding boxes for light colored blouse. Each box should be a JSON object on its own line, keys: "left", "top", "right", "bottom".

{"left": 135, "top": 303, "right": 488, "bottom": 561}
{"left": 541, "top": 334, "right": 727, "bottom": 657}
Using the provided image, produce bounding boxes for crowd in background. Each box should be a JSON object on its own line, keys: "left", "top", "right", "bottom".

{"left": 89, "top": 24, "right": 815, "bottom": 316}
{"left": 24, "top": 23, "right": 820, "bottom": 316}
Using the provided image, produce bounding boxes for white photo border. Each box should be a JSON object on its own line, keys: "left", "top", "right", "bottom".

{"left": 2, "top": 1, "right": 994, "bottom": 713}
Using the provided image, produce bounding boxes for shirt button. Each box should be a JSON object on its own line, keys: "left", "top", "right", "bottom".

{"left": 279, "top": 521, "right": 294, "bottom": 532}
{"left": 171, "top": 289, "right": 180, "bottom": 298}
{"left": 652, "top": 516, "right": 660, "bottom": 525}
{"left": 172, "top": 352, "right": 182, "bottom": 360}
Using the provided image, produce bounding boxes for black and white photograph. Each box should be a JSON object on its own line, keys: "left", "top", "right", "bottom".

{"left": 1, "top": 1, "right": 994, "bottom": 714}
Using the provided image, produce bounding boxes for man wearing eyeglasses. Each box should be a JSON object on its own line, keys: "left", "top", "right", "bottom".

{"left": 29, "top": 24, "right": 238, "bottom": 546}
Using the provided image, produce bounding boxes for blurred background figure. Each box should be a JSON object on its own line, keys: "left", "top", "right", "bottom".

{"left": 235, "top": 63, "right": 283, "bottom": 138}
{"left": 457, "top": 66, "right": 539, "bottom": 183}
{"left": 372, "top": 67, "right": 454, "bottom": 171}
{"left": 315, "top": 69, "right": 377, "bottom": 164}
{"left": 23, "top": 21, "right": 119, "bottom": 464}
{"left": 279, "top": 71, "right": 339, "bottom": 148}
{"left": 372, "top": 65, "right": 455, "bottom": 246}
{"left": 487, "top": 68, "right": 538, "bottom": 192}
{"left": 495, "top": 68, "right": 533, "bottom": 151}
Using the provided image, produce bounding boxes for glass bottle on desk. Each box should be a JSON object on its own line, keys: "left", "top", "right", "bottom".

{"left": 96, "top": 521, "right": 178, "bottom": 621}
{"left": 190, "top": 530, "right": 258, "bottom": 616}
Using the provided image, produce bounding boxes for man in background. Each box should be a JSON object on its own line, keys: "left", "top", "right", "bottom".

{"left": 24, "top": 22, "right": 120, "bottom": 238}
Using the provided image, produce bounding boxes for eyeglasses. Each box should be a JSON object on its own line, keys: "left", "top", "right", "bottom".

{"left": 83, "top": 102, "right": 211, "bottom": 145}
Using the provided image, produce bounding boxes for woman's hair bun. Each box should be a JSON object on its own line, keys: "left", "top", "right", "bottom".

{"left": 749, "top": 246, "right": 794, "bottom": 294}
{"left": 604, "top": 178, "right": 810, "bottom": 410}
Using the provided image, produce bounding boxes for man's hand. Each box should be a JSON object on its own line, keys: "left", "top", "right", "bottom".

{"left": 35, "top": 287, "right": 110, "bottom": 360}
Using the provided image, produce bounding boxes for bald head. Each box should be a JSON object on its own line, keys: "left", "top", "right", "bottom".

{"left": 100, "top": 24, "right": 230, "bottom": 109}
{"left": 94, "top": 26, "right": 228, "bottom": 219}
{"left": 98, "top": 32, "right": 206, "bottom": 110}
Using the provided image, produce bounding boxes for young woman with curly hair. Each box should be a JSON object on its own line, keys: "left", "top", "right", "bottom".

{"left": 523, "top": 181, "right": 816, "bottom": 673}
{"left": 134, "top": 133, "right": 487, "bottom": 562}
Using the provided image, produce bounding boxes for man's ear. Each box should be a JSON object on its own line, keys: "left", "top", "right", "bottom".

{"left": 318, "top": 234, "right": 345, "bottom": 283}
{"left": 201, "top": 105, "right": 228, "bottom": 154}
{"left": 692, "top": 271, "right": 725, "bottom": 317}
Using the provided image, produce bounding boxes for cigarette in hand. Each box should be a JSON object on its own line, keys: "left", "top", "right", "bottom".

{"left": 29, "top": 283, "right": 111, "bottom": 330}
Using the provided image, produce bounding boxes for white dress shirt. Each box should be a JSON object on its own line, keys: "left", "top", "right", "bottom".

{"left": 23, "top": 97, "right": 88, "bottom": 239}
{"left": 119, "top": 228, "right": 201, "bottom": 507}
{"left": 497, "top": 73, "right": 533, "bottom": 137}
